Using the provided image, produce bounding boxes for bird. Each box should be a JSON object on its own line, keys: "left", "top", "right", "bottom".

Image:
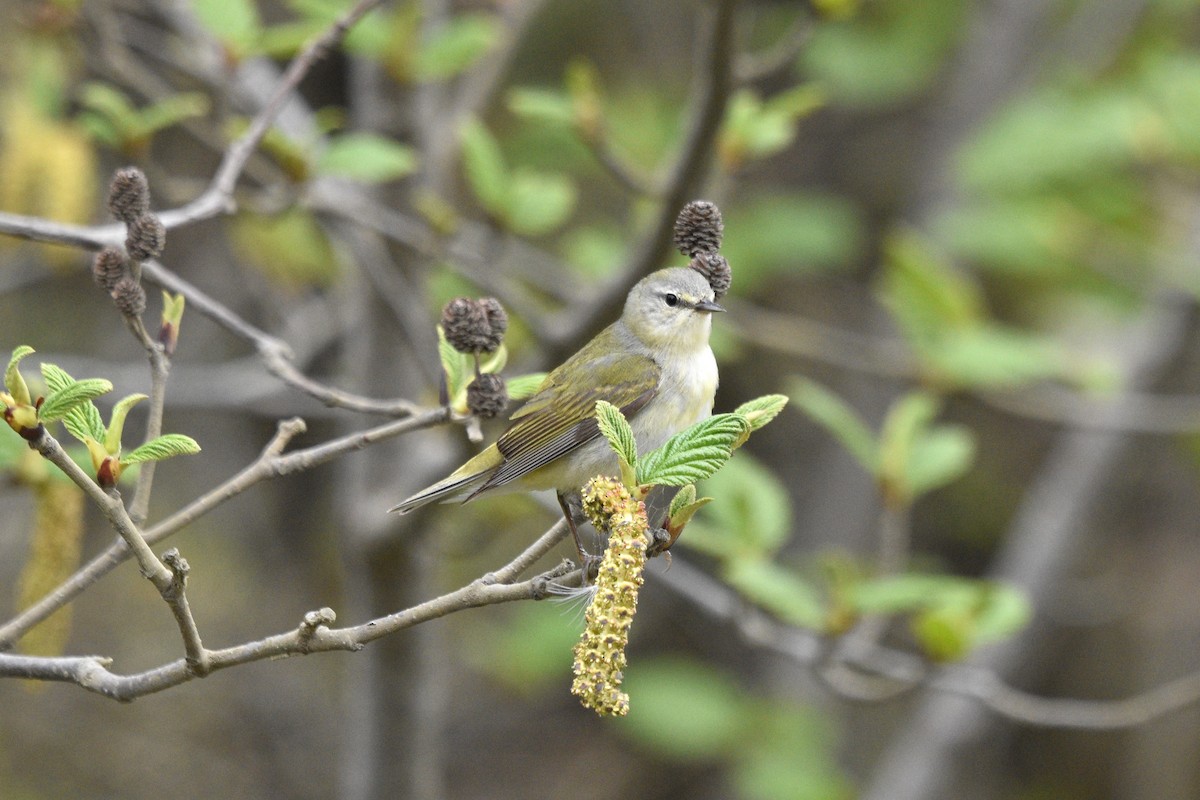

{"left": 390, "top": 266, "right": 723, "bottom": 559}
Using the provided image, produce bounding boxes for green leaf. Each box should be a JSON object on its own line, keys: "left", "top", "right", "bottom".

{"left": 460, "top": 118, "right": 508, "bottom": 213}
{"left": 5, "top": 345, "right": 35, "bottom": 406}
{"left": 478, "top": 344, "right": 508, "bottom": 375}
{"left": 911, "top": 606, "right": 973, "bottom": 662}
{"left": 104, "top": 394, "right": 147, "bottom": 456}
{"left": 506, "top": 88, "right": 576, "bottom": 127}
{"left": 928, "top": 325, "right": 1065, "bottom": 389}
{"left": 788, "top": 378, "right": 878, "bottom": 473}
{"left": 971, "top": 583, "right": 1032, "bottom": 645}
{"left": 192, "top": 0, "right": 262, "bottom": 56}
{"left": 878, "top": 391, "right": 937, "bottom": 496}
{"left": 132, "top": 93, "right": 210, "bottom": 139}
{"left": 848, "top": 573, "right": 970, "bottom": 615}
{"left": 317, "top": 133, "right": 418, "bottom": 183}
{"left": 503, "top": 169, "right": 577, "bottom": 236}
{"left": 436, "top": 325, "right": 472, "bottom": 411}
{"left": 878, "top": 229, "right": 982, "bottom": 344}
{"left": 906, "top": 425, "right": 975, "bottom": 497}
{"left": 594, "top": 401, "right": 637, "bottom": 466}
{"left": 39, "top": 378, "right": 114, "bottom": 422}
{"left": 619, "top": 658, "right": 750, "bottom": 760}
{"left": 415, "top": 13, "right": 498, "bottom": 80}
{"left": 734, "top": 394, "right": 789, "bottom": 431}
{"left": 121, "top": 433, "right": 201, "bottom": 466}
{"left": 667, "top": 491, "right": 714, "bottom": 535}
{"left": 41, "top": 363, "right": 105, "bottom": 443}
{"left": 636, "top": 413, "right": 750, "bottom": 487}
{"left": 725, "top": 559, "right": 826, "bottom": 629}
{"left": 506, "top": 372, "right": 547, "bottom": 401}
{"left": 720, "top": 193, "right": 864, "bottom": 290}
{"left": 668, "top": 483, "right": 697, "bottom": 519}
{"left": 688, "top": 455, "right": 792, "bottom": 556}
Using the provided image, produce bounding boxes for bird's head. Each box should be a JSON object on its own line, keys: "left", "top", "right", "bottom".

{"left": 622, "top": 267, "right": 724, "bottom": 351}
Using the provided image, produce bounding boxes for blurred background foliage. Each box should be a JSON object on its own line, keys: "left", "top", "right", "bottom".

{"left": 2, "top": 0, "right": 1200, "bottom": 798}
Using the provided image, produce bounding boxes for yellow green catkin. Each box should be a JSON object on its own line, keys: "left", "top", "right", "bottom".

{"left": 571, "top": 476, "right": 650, "bottom": 717}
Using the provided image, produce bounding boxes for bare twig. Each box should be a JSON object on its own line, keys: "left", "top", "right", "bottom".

{"left": 0, "top": 517, "right": 574, "bottom": 700}
{"left": 0, "top": 410, "right": 450, "bottom": 650}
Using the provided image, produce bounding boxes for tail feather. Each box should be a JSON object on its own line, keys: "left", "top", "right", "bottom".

{"left": 388, "top": 471, "right": 487, "bottom": 514}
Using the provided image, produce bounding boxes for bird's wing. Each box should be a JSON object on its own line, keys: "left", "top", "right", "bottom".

{"left": 472, "top": 348, "right": 659, "bottom": 493}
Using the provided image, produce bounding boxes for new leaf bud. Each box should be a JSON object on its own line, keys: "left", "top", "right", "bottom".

{"left": 106, "top": 167, "right": 151, "bottom": 223}
{"left": 672, "top": 200, "right": 724, "bottom": 257}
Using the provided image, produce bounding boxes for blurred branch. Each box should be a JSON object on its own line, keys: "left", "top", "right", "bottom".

{"left": 734, "top": 17, "right": 813, "bottom": 84}
{"left": 0, "top": 532, "right": 576, "bottom": 700}
{"left": 733, "top": 297, "right": 1200, "bottom": 433}
{"left": 863, "top": 291, "right": 1196, "bottom": 800}
{"left": 543, "top": 0, "right": 738, "bottom": 360}
{"left": 0, "top": 410, "right": 452, "bottom": 651}
{"left": 657, "top": 556, "right": 1200, "bottom": 730}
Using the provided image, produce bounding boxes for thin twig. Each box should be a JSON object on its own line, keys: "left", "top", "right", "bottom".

{"left": 542, "top": 0, "right": 739, "bottom": 360}
{"left": 656, "top": 557, "right": 1200, "bottom": 731}
{"left": 0, "top": 518, "right": 574, "bottom": 700}
{"left": 0, "top": 410, "right": 450, "bottom": 651}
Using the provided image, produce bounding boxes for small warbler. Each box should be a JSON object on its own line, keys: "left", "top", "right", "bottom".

{"left": 390, "top": 267, "right": 723, "bottom": 555}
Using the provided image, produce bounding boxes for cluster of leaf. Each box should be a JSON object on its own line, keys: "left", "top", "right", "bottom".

{"left": 193, "top": 0, "right": 498, "bottom": 82}
{"left": 474, "top": 608, "right": 849, "bottom": 799}
{"left": 667, "top": 380, "right": 1027, "bottom": 661}
{"left": 790, "top": 377, "right": 975, "bottom": 506}
{"left": 1, "top": 347, "right": 200, "bottom": 488}
{"left": 77, "top": 83, "right": 209, "bottom": 156}
{"left": 594, "top": 394, "right": 788, "bottom": 546}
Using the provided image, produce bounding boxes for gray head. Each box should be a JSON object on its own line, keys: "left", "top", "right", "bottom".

{"left": 622, "top": 267, "right": 724, "bottom": 350}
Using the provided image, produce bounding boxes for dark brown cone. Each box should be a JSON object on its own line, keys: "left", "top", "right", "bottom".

{"left": 112, "top": 276, "right": 147, "bottom": 318}
{"left": 106, "top": 167, "right": 151, "bottom": 223}
{"left": 689, "top": 252, "right": 731, "bottom": 300}
{"left": 477, "top": 297, "right": 508, "bottom": 353}
{"left": 125, "top": 214, "right": 166, "bottom": 262}
{"left": 92, "top": 247, "right": 127, "bottom": 291}
{"left": 673, "top": 200, "right": 724, "bottom": 257}
{"left": 466, "top": 373, "right": 508, "bottom": 419}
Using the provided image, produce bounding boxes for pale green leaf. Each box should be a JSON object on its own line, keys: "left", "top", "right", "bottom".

{"left": 192, "top": 0, "right": 262, "bottom": 55}
{"left": 506, "top": 372, "right": 547, "bottom": 401}
{"left": 972, "top": 583, "right": 1032, "bottom": 645}
{"left": 460, "top": 118, "right": 508, "bottom": 212}
{"left": 317, "top": 133, "right": 418, "bottom": 183}
{"left": 436, "top": 325, "right": 473, "bottom": 410}
{"left": 668, "top": 483, "right": 697, "bottom": 519}
{"left": 733, "top": 394, "right": 789, "bottom": 431}
{"left": 637, "top": 413, "right": 750, "bottom": 487}
{"left": 506, "top": 88, "right": 576, "bottom": 126}
{"left": 725, "top": 559, "right": 826, "bottom": 629}
{"left": 39, "top": 379, "right": 113, "bottom": 422}
{"left": 595, "top": 400, "right": 637, "bottom": 467}
{"left": 788, "top": 378, "right": 878, "bottom": 473}
{"left": 40, "top": 363, "right": 105, "bottom": 443}
{"left": 692, "top": 454, "right": 791, "bottom": 555}
{"left": 415, "top": 14, "right": 498, "bottom": 80}
{"left": 104, "top": 394, "right": 147, "bottom": 456}
{"left": 503, "top": 170, "right": 577, "bottom": 236}
{"left": 619, "top": 659, "right": 750, "bottom": 759}
{"left": 5, "top": 345, "right": 35, "bottom": 405}
{"left": 121, "top": 433, "right": 201, "bottom": 466}
{"left": 907, "top": 425, "right": 975, "bottom": 497}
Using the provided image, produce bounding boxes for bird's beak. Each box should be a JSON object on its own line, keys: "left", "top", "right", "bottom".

{"left": 694, "top": 299, "right": 725, "bottom": 313}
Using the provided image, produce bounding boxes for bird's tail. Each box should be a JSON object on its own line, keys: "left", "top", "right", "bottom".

{"left": 387, "top": 470, "right": 488, "bottom": 514}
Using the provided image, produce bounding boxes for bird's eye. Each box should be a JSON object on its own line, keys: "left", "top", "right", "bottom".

{"left": 664, "top": 293, "right": 679, "bottom": 307}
